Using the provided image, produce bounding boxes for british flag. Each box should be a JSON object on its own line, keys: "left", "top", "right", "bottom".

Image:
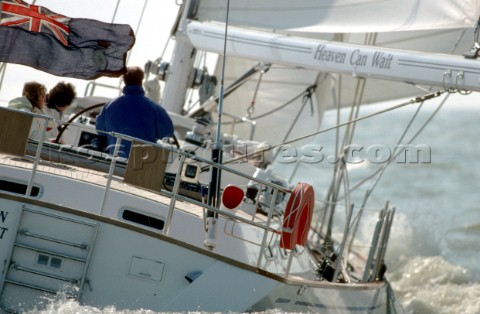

{"left": 0, "top": 0, "right": 70, "bottom": 46}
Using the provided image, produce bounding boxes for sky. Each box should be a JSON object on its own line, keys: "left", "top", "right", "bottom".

{"left": 0, "top": 0, "right": 181, "bottom": 105}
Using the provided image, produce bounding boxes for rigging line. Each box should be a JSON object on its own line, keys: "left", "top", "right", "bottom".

{"left": 278, "top": 90, "right": 443, "bottom": 148}
{"left": 321, "top": 78, "right": 350, "bottom": 244}
{"left": 331, "top": 75, "right": 342, "bottom": 195}
{"left": 111, "top": 0, "right": 121, "bottom": 23}
{"left": 347, "top": 70, "right": 422, "bottom": 250}
{"left": 125, "top": 0, "right": 149, "bottom": 66}
{"left": 451, "top": 28, "right": 468, "bottom": 53}
{"left": 324, "top": 159, "right": 346, "bottom": 245}
{"left": 346, "top": 78, "right": 367, "bottom": 145}
{"left": 217, "top": 85, "right": 313, "bottom": 125}
{"left": 338, "top": 91, "right": 450, "bottom": 201}
{"left": 245, "top": 85, "right": 316, "bottom": 120}
{"left": 222, "top": 90, "right": 444, "bottom": 166}
{"left": 215, "top": 0, "right": 230, "bottom": 146}
{"left": 270, "top": 90, "right": 315, "bottom": 166}
{"left": 159, "top": 36, "right": 172, "bottom": 62}
{"left": 331, "top": 162, "right": 353, "bottom": 283}
{"left": 346, "top": 189, "right": 371, "bottom": 256}
{"left": 351, "top": 82, "right": 449, "bottom": 197}
{"left": 346, "top": 84, "right": 430, "bottom": 246}
{"left": 160, "top": 1, "right": 185, "bottom": 62}
{"left": 332, "top": 75, "right": 341, "bottom": 178}
{"left": 246, "top": 69, "right": 265, "bottom": 118}
{"left": 366, "top": 97, "right": 428, "bottom": 190}
{"left": 341, "top": 32, "right": 376, "bottom": 152}
{"left": 315, "top": 75, "right": 341, "bottom": 237}
{"left": 333, "top": 78, "right": 366, "bottom": 206}
{"left": 281, "top": 88, "right": 314, "bottom": 143}
{"left": 342, "top": 33, "right": 375, "bottom": 148}
{"left": 320, "top": 170, "right": 339, "bottom": 240}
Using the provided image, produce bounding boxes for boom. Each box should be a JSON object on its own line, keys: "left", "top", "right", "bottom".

{"left": 186, "top": 20, "right": 480, "bottom": 92}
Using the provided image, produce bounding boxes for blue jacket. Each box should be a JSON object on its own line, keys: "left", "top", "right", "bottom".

{"left": 95, "top": 85, "right": 174, "bottom": 158}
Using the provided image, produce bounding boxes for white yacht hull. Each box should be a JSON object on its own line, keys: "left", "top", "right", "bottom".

{"left": 0, "top": 101, "right": 397, "bottom": 313}
{"left": 0, "top": 193, "right": 389, "bottom": 313}
{"left": 0, "top": 163, "right": 392, "bottom": 313}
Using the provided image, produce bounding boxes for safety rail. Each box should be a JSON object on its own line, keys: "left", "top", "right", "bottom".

{"left": 99, "top": 131, "right": 307, "bottom": 276}
{"left": 1, "top": 110, "right": 304, "bottom": 277}
{"left": 102, "top": 131, "right": 291, "bottom": 230}
{"left": 0, "top": 108, "right": 394, "bottom": 282}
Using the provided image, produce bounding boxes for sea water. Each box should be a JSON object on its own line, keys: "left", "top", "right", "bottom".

{"left": 21, "top": 98, "right": 480, "bottom": 313}
{"left": 340, "top": 98, "right": 480, "bottom": 314}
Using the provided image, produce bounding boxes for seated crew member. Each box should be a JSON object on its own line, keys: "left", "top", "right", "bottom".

{"left": 95, "top": 66, "right": 174, "bottom": 158}
{"left": 44, "top": 82, "right": 77, "bottom": 143}
{"left": 8, "top": 81, "right": 48, "bottom": 141}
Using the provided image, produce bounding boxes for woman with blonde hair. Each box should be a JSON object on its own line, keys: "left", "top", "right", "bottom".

{"left": 8, "top": 81, "right": 49, "bottom": 141}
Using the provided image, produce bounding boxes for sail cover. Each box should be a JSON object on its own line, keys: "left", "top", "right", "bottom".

{"left": 195, "top": 0, "right": 480, "bottom": 33}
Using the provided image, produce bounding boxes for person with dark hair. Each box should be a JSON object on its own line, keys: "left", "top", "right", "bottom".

{"left": 44, "top": 81, "right": 77, "bottom": 142}
{"left": 8, "top": 81, "right": 49, "bottom": 141}
{"left": 95, "top": 66, "right": 174, "bottom": 158}
{"left": 46, "top": 82, "right": 76, "bottom": 113}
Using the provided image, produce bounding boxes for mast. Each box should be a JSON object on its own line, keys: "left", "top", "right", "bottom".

{"left": 161, "top": 0, "right": 199, "bottom": 114}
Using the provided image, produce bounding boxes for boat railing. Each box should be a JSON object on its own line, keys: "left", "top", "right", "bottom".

{"left": 84, "top": 80, "right": 122, "bottom": 98}
{"left": 0, "top": 110, "right": 298, "bottom": 276}
{"left": 0, "top": 108, "right": 394, "bottom": 282}
{"left": 107, "top": 131, "right": 288, "bottom": 208}
{"left": 318, "top": 200, "right": 395, "bottom": 284}
{"left": 0, "top": 106, "right": 55, "bottom": 197}
{"left": 77, "top": 130, "right": 304, "bottom": 276}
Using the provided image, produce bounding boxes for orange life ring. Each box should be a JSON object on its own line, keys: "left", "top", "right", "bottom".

{"left": 280, "top": 182, "right": 315, "bottom": 250}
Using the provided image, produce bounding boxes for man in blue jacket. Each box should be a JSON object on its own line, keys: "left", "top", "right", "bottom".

{"left": 96, "top": 66, "right": 174, "bottom": 158}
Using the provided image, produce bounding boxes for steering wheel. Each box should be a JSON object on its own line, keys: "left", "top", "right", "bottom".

{"left": 54, "top": 102, "right": 181, "bottom": 150}
{"left": 54, "top": 103, "right": 105, "bottom": 144}
{"left": 170, "top": 134, "right": 181, "bottom": 149}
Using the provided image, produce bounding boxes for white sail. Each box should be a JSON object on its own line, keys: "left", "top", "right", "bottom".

{"left": 195, "top": 0, "right": 480, "bottom": 33}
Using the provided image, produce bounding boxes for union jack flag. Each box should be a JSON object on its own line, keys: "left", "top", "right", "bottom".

{"left": 0, "top": 0, "right": 70, "bottom": 46}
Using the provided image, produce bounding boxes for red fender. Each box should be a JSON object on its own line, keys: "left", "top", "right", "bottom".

{"left": 222, "top": 184, "right": 245, "bottom": 210}
{"left": 280, "top": 182, "right": 315, "bottom": 250}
